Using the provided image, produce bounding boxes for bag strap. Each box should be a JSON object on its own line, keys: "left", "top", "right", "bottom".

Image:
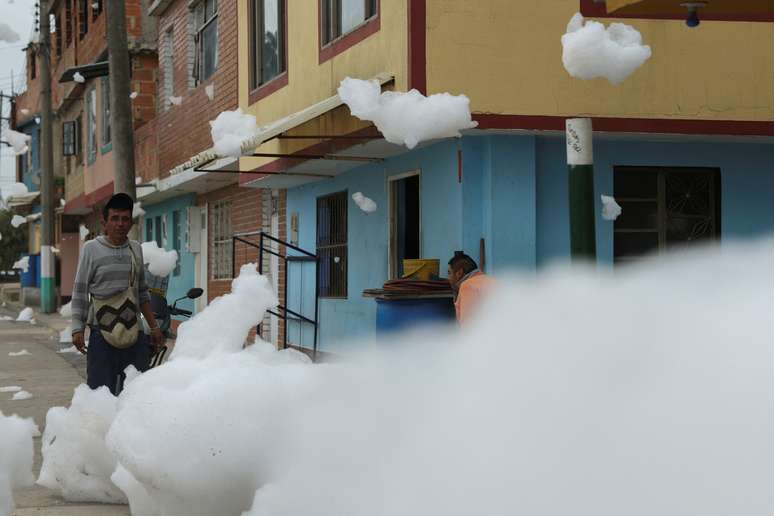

{"left": 126, "top": 243, "right": 138, "bottom": 288}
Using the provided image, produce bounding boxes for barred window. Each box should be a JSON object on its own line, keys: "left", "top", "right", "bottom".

{"left": 211, "top": 201, "right": 232, "bottom": 280}
{"left": 65, "top": 0, "right": 73, "bottom": 46}
{"left": 55, "top": 15, "right": 62, "bottom": 57}
{"left": 317, "top": 191, "right": 348, "bottom": 298}
{"left": 62, "top": 120, "right": 78, "bottom": 156}
{"left": 78, "top": 0, "right": 88, "bottom": 39}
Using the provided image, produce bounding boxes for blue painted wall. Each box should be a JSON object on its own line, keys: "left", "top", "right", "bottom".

{"left": 288, "top": 134, "right": 774, "bottom": 352}
{"left": 141, "top": 194, "right": 197, "bottom": 316}
{"left": 536, "top": 136, "right": 774, "bottom": 267}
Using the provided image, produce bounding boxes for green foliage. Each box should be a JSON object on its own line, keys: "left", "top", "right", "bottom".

{"left": 0, "top": 210, "right": 27, "bottom": 274}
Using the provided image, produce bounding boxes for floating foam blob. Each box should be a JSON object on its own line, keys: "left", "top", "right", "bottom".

{"left": 133, "top": 202, "right": 146, "bottom": 219}
{"left": 59, "top": 301, "right": 72, "bottom": 318}
{"left": 561, "top": 12, "right": 652, "bottom": 85}
{"left": 10, "top": 215, "right": 26, "bottom": 228}
{"left": 73, "top": 71, "right": 85, "bottom": 83}
{"left": 601, "top": 194, "right": 622, "bottom": 221}
{"left": 169, "top": 96, "right": 182, "bottom": 106}
{"left": 38, "top": 385, "right": 126, "bottom": 503}
{"left": 338, "top": 77, "right": 478, "bottom": 149}
{"left": 352, "top": 192, "right": 377, "bottom": 213}
{"left": 140, "top": 241, "right": 179, "bottom": 278}
{"left": 12, "top": 256, "right": 29, "bottom": 272}
{"left": 210, "top": 108, "right": 259, "bottom": 158}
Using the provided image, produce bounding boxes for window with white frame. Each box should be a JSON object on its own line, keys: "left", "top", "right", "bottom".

{"left": 193, "top": 0, "right": 218, "bottom": 83}
{"left": 321, "top": 0, "right": 377, "bottom": 45}
{"left": 250, "top": 0, "right": 285, "bottom": 90}
{"left": 211, "top": 200, "right": 232, "bottom": 280}
{"left": 86, "top": 87, "right": 97, "bottom": 164}
{"left": 101, "top": 77, "right": 111, "bottom": 147}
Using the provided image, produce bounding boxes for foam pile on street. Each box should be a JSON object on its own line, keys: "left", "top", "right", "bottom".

{"left": 562, "top": 13, "right": 652, "bottom": 85}
{"left": 210, "top": 109, "right": 259, "bottom": 158}
{"left": 338, "top": 77, "right": 478, "bottom": 149}
{"left": 59, "top": 301, "right": 72, "bottom": 318}
{"left": 0, "top": 412, "right": 37, "bottom": 516}
{"left": 40, "top": 240, "right": 774, "bottom": 515}
{"left": 37, "top": 385, "right": 126, "bottom": 503}
{"left": 15, "top": 307, "right": 33, "bottom": 322}
{"left": 140, "top": 242, "right": 178, "bottom": 277}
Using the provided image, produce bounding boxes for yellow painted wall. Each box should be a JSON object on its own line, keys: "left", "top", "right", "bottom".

{"left": 238, "top": 0, "right": 409, "bottom": 167}
{"left": 427, "top": 0, "right": 774, "bottom": 121}
{"left": 83, "top": 79, "right": 114, "bottom": 196}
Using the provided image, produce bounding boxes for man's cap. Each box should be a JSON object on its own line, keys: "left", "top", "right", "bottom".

{"left": 104, "top": 192, "right": 134, "bottom": 213}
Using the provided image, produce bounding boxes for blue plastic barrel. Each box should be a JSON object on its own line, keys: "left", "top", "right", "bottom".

{"left": 19, "top": 254, "right": 37, "bottom": 287}
{"left": 31, "top": 254, "right": 40, "bottom": 287}
{"left": 375, "top": 297, "right": 455, "bottom": 334}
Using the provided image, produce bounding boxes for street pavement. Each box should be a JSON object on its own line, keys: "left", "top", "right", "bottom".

{"left": 0, "top": 301, "right": 130, "bottom": 516}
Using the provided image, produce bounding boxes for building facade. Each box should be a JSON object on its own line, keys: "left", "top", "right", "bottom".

{"left": 234, "top": 0, "right": 774, "bottom": 354}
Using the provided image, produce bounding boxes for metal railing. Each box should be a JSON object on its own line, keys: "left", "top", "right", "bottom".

{"left": 232, "top": 232, "right": 320, "bottom": 356}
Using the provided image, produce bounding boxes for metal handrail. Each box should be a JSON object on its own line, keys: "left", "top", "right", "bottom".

{"left": 232, "top": 232, "right": 320, "bottom": 357}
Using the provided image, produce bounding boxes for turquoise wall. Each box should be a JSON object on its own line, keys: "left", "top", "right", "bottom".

{"left": 288, "top": 134, "right": 774, "bottom": 353}
{"left": 536, "top": 136, "right": 774, "bottom": 266}
{"left": 141, "top": 194, "right": 197, "bottom": 316}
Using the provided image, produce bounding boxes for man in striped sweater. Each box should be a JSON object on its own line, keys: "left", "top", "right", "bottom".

{"left": 71, "top": 193, "right": 164, "bottom": 394}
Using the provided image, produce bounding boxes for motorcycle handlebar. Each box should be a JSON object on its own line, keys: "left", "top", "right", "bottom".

{"left": 169, "top": 307, "right": 193, "bottom": 317}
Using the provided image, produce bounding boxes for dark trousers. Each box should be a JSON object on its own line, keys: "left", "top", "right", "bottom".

{"left": 87, "top": 327, "right": 150, "bottom": 395}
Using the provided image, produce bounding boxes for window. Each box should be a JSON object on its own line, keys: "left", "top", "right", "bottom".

{"left": 91, "top": 0, "right": 102, "bottom": 20}
{"left": 172, "top": 210, "right": 181, "bottom": 276}
{"left": 317, "top": 191, "right": 348, "bottom": 298}
{"left": 62, "top": 120, "right": 78, "bottom": 156}
{"left": 161, "top": 27, "right": 174, "bottom": 110}
{"left": 211, "top": 200, "right": 232, "bottom": 280}
{"left": 193, "top": 0, "right": 218, "bottom": 83}
{"left": 154, "top": 215, "right": 163, "bottom": 247}
{"left": 614, "top": 167, "right": 721, "bottom": 264}
{"left": 86, "top": 88, "right": 97, "bottom": 164}
{"left": 78, "top": 0, "right": 88, "bottom": 39}
{"left": 250, "top": 0, "right": 286, "bottom": 90}
{"left": 75, "top": 115, "right": 82, "bottom": 156}
{"left": 389, "top": 173, "right": 420, "bottom": 278}
{"left": 321, "top": 0, "right": 377, "bottom": 45}
{"left": 145, "top": 218, "right": 153, "bottom": 242}
{"left": 65, "top": 0, "right": 73, "bottom": 46}
{"left": 55, "top": 15, "right": 62, "bottom": 57}
{"left": 101, "top": 77, "right": 111, "bottom": 148}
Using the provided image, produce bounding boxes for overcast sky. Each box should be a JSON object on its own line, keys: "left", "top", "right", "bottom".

{"left": 0, "top": 0, "right": 36, "bottom": 185}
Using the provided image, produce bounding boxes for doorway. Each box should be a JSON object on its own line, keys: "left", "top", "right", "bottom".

{"left": 389, "top": 172, "right": 421, "bottom": 278}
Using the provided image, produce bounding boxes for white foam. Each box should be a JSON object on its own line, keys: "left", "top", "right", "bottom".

{"left": 140, "top": 241, "right": 179, "bottom": 278}
{"left": 352, "top": 192, "right": 377, "bottom": 213}
{"left": 338, "top": 77, "right": 478, "bottom": 149}
{"left": 16, "top": 307, "right": 33, "bottom": 322}
{"left": 0, "top": 411, "right": 38, "bottom": 516}
{"left": 210, "top": 109, "right": 259, "bottom": 158}
{"left": 601, "top": 194, "right": 622, "bottom": 221}
{"left": 11, "top": 391, "right": 32, "bottom": 401}
{"left": 561, "top": 13, "right": 652, "bottom": 85}
{"left": 10, "top": 215, "right": 26, "bottom": 228}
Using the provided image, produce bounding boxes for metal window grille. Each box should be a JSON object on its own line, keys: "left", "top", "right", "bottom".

{"left": 193, "top": 0, "right": 218, "bottom": 83}
{"left": 316, "top": 191, "right": 347, "bottom": 298}
{"left": 55, "top": 15, "right": 62, "bottom": 56}
{"left": 250, "top": 0, "right": 286, "bottom": 90}
{"left": 65, "top": 0, "right": 73, "bottom": 46}
{"left": 101, "top": 77, "right": 111, "bottom": 146}
{"left": 29, "top": 52, "right": 36, "bottom": 80}
{"left": 75, "top": 115, "right": 82, "bottom": 156}
{"left": 161, "top": 27, "right": 174, "bottom": 111}
{"left": 613, "top": 167, "right": 721, "bottom": 264}
{"left": 78, "top": 0, "right": 88, "bottom": 39}
{"left": 172, "top": 210, "right": 182, "bottom": 276}
{"left": 62, "top": 121, "right": 76, "bottom": 156}
{"left": 211, "top": 200, "right": 232, "bottom": 280}
{"left": 321, "top": 0, "right": 377, "bottom": 45}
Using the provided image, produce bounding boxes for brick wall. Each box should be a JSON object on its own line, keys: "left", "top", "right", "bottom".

{"left": 154, "top": 0, "right": 238, "bottom": 177}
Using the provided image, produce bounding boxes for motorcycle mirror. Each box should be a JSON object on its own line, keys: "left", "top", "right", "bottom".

{"left": 186, "top": 288, "right": 204, "bottom": 300}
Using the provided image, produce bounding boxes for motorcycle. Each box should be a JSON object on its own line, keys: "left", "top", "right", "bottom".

{"left": 146, "top": 287, "right": 204, "bottom": 368}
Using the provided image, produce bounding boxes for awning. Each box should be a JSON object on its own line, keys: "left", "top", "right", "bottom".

{"left": 138, "top": 157, "right": 239, "bottom": 204}
{"left": 59, "top": 61, "right": 109, "bottom": 84}
{"left": 6, "top": 191, "right": 40, "bottom": 209}
{"left": 167, "top": 71, "right": 394, "bottom": 177}
{"left": 605, "top": 0, "right": 774, "bottom": 17}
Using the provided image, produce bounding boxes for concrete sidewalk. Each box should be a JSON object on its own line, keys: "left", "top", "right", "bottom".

{"left": 0, "top": 301, "right": 129, "bottom": 516}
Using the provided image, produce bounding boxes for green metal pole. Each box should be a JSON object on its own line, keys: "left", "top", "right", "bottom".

{"left": 566, "top": 118, "right": 596, "bottom": 261}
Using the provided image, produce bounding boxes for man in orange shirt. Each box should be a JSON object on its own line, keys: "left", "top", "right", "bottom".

{"left": 447, "top": 251, "right": 493, "bottom": 326}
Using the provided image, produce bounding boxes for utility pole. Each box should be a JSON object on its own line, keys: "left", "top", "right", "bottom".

{"left": 566, "top": 118, "right": 597, "bottom": 262}
{"left": 39, "top": 1, "right": 56, "bottom": 313}
{"left": 106, "top": 0, "right": 136, "bottom": 199}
